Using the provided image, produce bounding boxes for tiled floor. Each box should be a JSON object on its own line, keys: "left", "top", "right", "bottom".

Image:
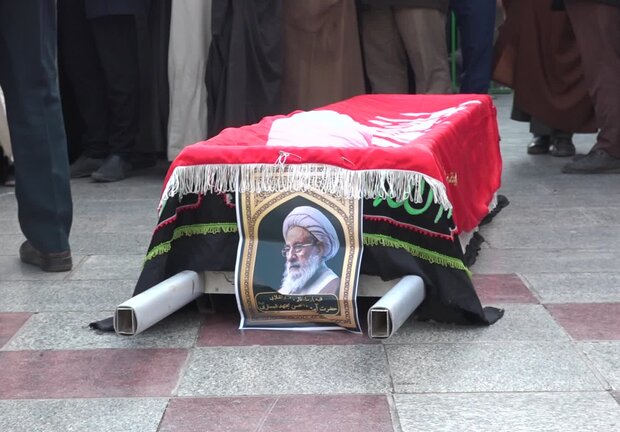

{"left": 1, "top": 94, "right": 620, "bottom": 431}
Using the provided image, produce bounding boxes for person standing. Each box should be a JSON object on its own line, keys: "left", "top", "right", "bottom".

{"left": 280, "top": 0, "right": 366, "bottom": 113}
{"left": 450, "top": 0, "right": 497, "bottom": 94}
{"left": 59, "top": 0, "right": 149, "bottom": 182}
{"left": 562, "top": 0, "right": 620, "bottom": 173}
{"left": 361, "top": 0, "right": 452, "bottom": 94}
{"left": 0, "top": 0, "right": 73, "bottom": 271}
{"left": 493, "top": 0, "right": 596, "bottom": 157}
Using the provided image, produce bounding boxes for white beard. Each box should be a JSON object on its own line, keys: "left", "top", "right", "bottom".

{"left": 279, "top": 253, "right": 322, "bottom": 295}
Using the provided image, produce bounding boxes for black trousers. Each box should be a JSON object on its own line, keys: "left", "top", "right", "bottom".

{"left": 58, "top": 0, "right": 139, "bottom": 157}
{"left": 0, "top": 0, "right": 73, "bottom": 253}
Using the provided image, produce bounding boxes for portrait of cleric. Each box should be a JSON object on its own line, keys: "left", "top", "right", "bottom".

{"left": 278, "top": 206, "right": 342, "bottom": 296}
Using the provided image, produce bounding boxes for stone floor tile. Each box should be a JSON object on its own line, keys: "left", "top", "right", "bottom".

{"left": 178, "top": 345, "right": 390, "bottom": 396}
{"left": 387, "top": 342, "right": 602, "bottom": 393}
{"left": 260, "top": 395, "right": 394, "bottom": 432}
{"left": 472, "top": 249, "right": 619, "bottom": 274}
{"left": 546, "top": 303, "right": 620, "bottom": 340}
{"left": 483, "top": 225, "right": 620, "bottom": 251}
{"left": 580, "top": 342, "right": 620, "bottom": 390}
{"left": 613, "top": 391, "right": 620, "bottom": 405}
{"left": 0, "top": 398, "right": 168, "bottom": 432}
{"left": 524, "top": 273, "right": 620, "bottom": 303}
{"left": 68, "top": 254, "right": 144, "bottom": 281}
{"left": 197, "top": 312, "right": 376, "bottom": 347}
{"left": 384, "top": 304, "right": 567, "bottom": 344}
{"left": 0, "top": 256, "right": 72, "bottom": 281}
{"left": 0, "top": 348, "right": 187, "bottom": 399}
{"left": 3, "top": 310, "right": 202, "bottom": 350}
{"left": 69, "top": 232, "right": 151, "bottom": 255}
{"left": 394, "top": 392, "right": 620, "bottom": 432}
{"left": 472, "top": 274, "right": 538, "bottom": 304}
{"left": 0, "top": 280, "right": 134, "bottom": 312}
{"left": 0, "top": 312, "right": 31, "bottom": 347}
{"left": 160, "top": 395, "right": 394, "bottom": 432}
{"left": 159, "top": 397, "right": 276, "bottom": 432}
{"left": 0, "top": 235, "right": 22, "bottom": 255}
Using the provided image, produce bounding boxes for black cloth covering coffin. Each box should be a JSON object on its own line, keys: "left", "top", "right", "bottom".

{"left": 89, "top": 190, "right": 506, "bottom": 332}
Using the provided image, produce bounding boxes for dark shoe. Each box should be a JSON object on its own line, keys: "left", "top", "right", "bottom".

{"left": 91, "top": 154, "right": 131, "bottom": 182}
{"left": 70, "top": 155, "right": 105, "bottom": 178}
{"left": 527, "top": 135, "right": 550, "bottom": 155}
{"left": 19, "top": 241, "right": 72, "bottom": 272}
{"left": 562, "top": 149, "right": 620, "bottom": 174}
{"left": 549, "top": 137, "right": 576, "bottom": 157}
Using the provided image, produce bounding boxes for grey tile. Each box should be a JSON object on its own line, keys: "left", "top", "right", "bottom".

{"left": 387, "top": 342, "right": 602, "bottom": 393}
{"left": 483, "top": 226, "right": 620, "bottom": 250}
{"left": 70, "top": 178, "right": 164, "bottom": 201}
{"left": 0, "top": 280, "right": 135, "bottom": 312}
{"left": 394, "top": 392, "right": 620, "bottom": 432}
{"left": 72, "top": 199, "right": 159, "bottom": 233}
{"left": 2, "top": 310, "right": 202, "bottom": 350}
{"left": 524, "top": 273, "right": 620, "bottom": 303}
{"left": 484, "top": 205, "right": 593, "bottom": 227}
{"left": 581, "top": 342, "right": 620, "bottom": 390}
{"left": 0, "top": 235, "right": 23, "bottom": 255}
{"left": 383, "top": 304, "right": 568, "bottom": 344}
{"left": 68, "top": 254, "right": 144, "bottom": 281}
{"left": 471, "top": 249, "right": 619, "bottom": 274}
{"left": 0, "top": 398, "right": 168, "bottom": 432}
{"left": 69, "top": 232, "right": 151, "bottom": 255}
{"left": 0, "top": 256, "right": 80, "bottom": 282}
{"left": 178, "top": 345, "right": 390, "bottom": 396}
{"left": 584, "top": 207, "right": 620, "bottom": 225}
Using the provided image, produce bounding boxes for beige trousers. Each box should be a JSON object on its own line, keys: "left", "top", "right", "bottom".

{"left": 362, "top": 7, "right": 452, "bottom": 94}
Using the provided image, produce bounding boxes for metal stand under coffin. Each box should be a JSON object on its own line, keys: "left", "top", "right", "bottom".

{"left": 367, "top": 276, "right": 425, "bottom": 339}
{"left": 114, "top": 270, "right": 204, "bottom": 336}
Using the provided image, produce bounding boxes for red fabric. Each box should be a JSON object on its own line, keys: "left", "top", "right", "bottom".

{"left": 165, "top": 94, "right": 502, "bottom": 233}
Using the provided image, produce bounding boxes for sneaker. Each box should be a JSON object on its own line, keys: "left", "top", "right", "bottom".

{"left": 549, "top": 137, "right": 576, "bottom": 157}
{"left": 527, "top": 135, "right": 550, "bottom": 155}
{"left": 70, "top": 155, "right": 105, "bottom": 178}
{"left": 562, "top": 149, "right": 620, "bottom": 174}
{"left": 91, "top": 154, "right": 131, "bottom": 182}
{"left": 19, "top": 240, "right": 72, "bottom": 272}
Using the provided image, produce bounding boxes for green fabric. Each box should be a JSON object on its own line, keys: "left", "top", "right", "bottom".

{"left": 363, "top": 233, "right": 472, "bottom": 276}
{"left": 144, "top": 223, "right": 238, "bottom": 262}
{"left": 144, "top": 223, "right": 471, "bottom": 277}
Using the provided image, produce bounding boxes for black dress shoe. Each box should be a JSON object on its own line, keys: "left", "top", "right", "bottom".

{"left": 549, "top": 137, "right": 576, "bottom": 157}
{"left": 70, "top": 155, "right": 105, "bottom": 178}
{"left": 562, "top": 149, "right": 620, "bottom": 174}
{"left": 527, "top": 135, "right": 550, "bottom": 155}
{"left": 19, "top": 241, "right": 72, "bottom": 272}
{"left": 91, "top": 154, "right": 132, "bottom": 182}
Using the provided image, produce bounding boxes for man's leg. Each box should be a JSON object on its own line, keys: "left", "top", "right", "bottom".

{"left": 0, "top": 0, "right": 73, "bottom": 261}
{"left": 90, "top": 14, "right": 140, "bottom": 181}
{"left": 563, "top": 0, "right": 620, "bottom": 173}
{"left": 394, "top": 7, "right": 452, "bottom": 94}
{"left": 58, "top": 0, "right": 109, "bottom": 177}
{"left": 450, "top": 0, "right": 496, "bottom": 94}
{"left": 361, "top": 7, "right": 409, "bottom": 93}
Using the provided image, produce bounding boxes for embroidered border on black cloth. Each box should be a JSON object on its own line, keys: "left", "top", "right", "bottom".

{"left": 90, "top": 192, "right": 508, "bottom": 332}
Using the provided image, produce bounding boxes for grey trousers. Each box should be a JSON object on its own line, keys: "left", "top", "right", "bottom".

{"left": 362, "top": 7, "right": 452, "bottom": 94}
{"left": 0, "top": 0, "right": 73, "bottom": 252}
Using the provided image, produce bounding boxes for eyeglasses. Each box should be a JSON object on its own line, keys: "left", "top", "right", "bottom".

{"left": 281, "top": 241, "right": 316, "bottom": 257}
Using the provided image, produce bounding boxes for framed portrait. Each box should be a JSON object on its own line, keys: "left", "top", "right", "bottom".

{"left": 235, "top": 171, "right": 363, "bottom": 331}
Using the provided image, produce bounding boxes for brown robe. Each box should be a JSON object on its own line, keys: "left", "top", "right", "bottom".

{"left": 493, "top": 0, "right": 596, "bottom": 133}
{"left": 281, "top": 0, "right": 366, "bottom": 113}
